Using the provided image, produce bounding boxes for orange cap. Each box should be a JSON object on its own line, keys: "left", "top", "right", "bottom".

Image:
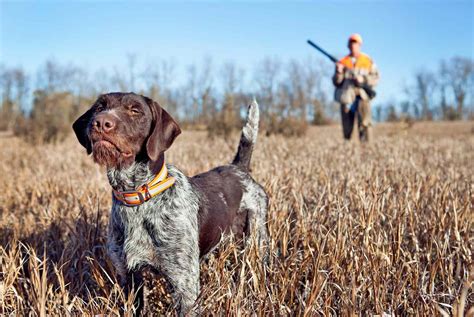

{"left": 348, "top": 33, "right": 363, "bottom": 44}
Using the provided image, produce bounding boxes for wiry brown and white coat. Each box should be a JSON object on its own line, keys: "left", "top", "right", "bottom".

{"left": 72, "top": 92, "right": 268, "bottom": 316}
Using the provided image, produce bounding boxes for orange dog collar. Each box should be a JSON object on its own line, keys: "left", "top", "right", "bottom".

{"left": 113, "top": 164, "right": 175, "bottom": 207}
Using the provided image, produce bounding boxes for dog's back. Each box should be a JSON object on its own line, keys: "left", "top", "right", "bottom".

{"left": 190, "top": 100, "right": 268, "bottom": 257}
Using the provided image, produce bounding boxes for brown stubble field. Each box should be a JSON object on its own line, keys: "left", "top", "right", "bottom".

{"left": 0, "top": 121, "right": 473, "bottom": 316}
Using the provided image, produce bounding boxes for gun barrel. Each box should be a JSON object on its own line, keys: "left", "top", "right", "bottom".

{"left": 307, "top": 40, "right": 338, "bottom": 63}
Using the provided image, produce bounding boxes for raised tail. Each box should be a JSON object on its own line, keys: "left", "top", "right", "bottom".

{"left": 232, "top": 99, "right": 260, "bottom": 171}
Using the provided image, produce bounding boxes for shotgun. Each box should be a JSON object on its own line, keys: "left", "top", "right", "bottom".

{"left": 307, "top": 39, "right": 376, "bottom": 99}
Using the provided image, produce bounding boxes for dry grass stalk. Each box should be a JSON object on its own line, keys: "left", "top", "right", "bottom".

{"left": 0, "top": 121, "right": 473, "bottom": 315}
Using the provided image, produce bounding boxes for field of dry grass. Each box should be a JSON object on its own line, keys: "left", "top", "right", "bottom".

{"left": 0, "top": 121, "right": 473, "bottom": 316}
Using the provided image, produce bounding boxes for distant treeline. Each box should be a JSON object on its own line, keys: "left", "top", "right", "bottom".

{"left": 0, "top": 55, "right": 472, "bottom": 143}
{"left": 374, "top": 56, "right": 473, "bottom": 122}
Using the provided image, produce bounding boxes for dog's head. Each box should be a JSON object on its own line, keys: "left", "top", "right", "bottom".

{"left": 72, "top": 93, "right": 181, "bottom": 169}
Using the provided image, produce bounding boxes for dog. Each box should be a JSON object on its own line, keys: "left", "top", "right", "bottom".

{"left": 72, "top": 92, "right": 269, "bottom": 315}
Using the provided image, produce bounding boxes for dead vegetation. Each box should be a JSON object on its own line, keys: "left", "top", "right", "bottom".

{"left": 0, "top": 122, "right": 473, "bottom": 316}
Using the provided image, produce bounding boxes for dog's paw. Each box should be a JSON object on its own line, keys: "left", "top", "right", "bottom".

{"left": 141, "top": 267, "right": 176, "bottom": 315}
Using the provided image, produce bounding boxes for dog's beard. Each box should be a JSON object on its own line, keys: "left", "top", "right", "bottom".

{"left": 92, "top": 141, "right": 133, "bottom": 168}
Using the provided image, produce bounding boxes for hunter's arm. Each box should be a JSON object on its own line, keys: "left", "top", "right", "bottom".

{"left": 365, "top": 63, "right": 380, "bottom": 87}
{"left": 332, "top": 66, "right": 345, "bottom": 86}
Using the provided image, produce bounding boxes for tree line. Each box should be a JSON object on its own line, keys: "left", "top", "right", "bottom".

{"left": 374, "top": 56, "right": 473, "bottom": 122}
{"left": 0, "top": 55, "right": 472, "bottom": 143}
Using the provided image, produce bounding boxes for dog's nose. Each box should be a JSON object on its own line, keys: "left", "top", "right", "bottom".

{"left": 93, "top": 114, "right": 116, "bottom": 133}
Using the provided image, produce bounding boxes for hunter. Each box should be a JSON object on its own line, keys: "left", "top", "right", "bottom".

{"left": 332, "top": 33, "right": 379, "bottom": 142}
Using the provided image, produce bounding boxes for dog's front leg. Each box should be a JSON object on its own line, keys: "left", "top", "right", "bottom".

{"left": 144, "top": 218, "right": 201, "bottom": 316}
{"left": 107, "top": 214, "right": 145, "bottom": 315}
{"left": 169, "top": 262, "right": 200, "bottom": 316}
{"left": 149, "top": 246, "right": 200, "bottom": 316}
{"left": 106, "top": 211, "right": 127, "bottom": 285}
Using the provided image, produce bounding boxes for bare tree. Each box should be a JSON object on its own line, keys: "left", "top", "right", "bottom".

{"left": 440, "top": 57, "right": 473, "bottom": 118}
{"left": 11, "top": 69, "right": 29, "bottom": 111}
{"left": 199, "top": 57, "right": 214, "bottom": 123}
{"left": 0, "top": 66, "right": 29, "bottom": 130}
{"left": 0, "top": 66, "right": 13, "bottom": 104}
{"left": 0, "top": 67, "right": 16, "bottom": 130}
{"left": 184, "top": 57, "right": 214, "bottom": 123}
{"left": 36, "top": 59, "right": 79, "bottom": 93}
{"left": 302, "top": 56, "right": 329, "bottom": 124}
{"left": 285, "top": 59, "right": 306, "bottom": 119}
{"left": 142, "top": 58, "right": 177, "bottom": 115}
{"left": 411, "top": 69, "right": 437, "bottom": 120}
{"left": 185, "top": 64, "right": 199, "bottom": 121}
{"left": 220, "top": 61, "right": 245, "bottom": 115}
{"left": 221, "top": 61, "right": 245, "bottom": 95}
{"left": 386, "top": 103, "right": 399, "bottom": 122}
{"left": 93, "top": 68, "right": 112, "bottom": 95}
{"left": 127, "top": 53, "right": 137, "bottom": 92}
{"left": 282, "top": 57, "right": 329, "bottom": 123}
{"left": 254, "top": 57, "right": 281, "bottom": 117}
{"left": 111, "top": 66, "right": 129, "bottom": 92}
{"left": 207, "top": 61, "right": 246, "bottom": 137}
{"left": 109, "top": 55, "right": 140, "bottom": 92}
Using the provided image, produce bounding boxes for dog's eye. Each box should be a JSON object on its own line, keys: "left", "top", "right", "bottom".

{"left": 130, "top": 107, "right": 141, "bottom": 115}
{"left": 95, "top": 100, "right": 107, "bottom": 112}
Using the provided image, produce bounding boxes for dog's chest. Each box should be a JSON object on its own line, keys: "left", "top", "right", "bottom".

{"left": 109, "top": 188, "right": 200, "bottom": 270}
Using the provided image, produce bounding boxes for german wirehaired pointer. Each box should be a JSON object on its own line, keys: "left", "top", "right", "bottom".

{"left": 72, "top": 92, "right": 269, "bottom": 315}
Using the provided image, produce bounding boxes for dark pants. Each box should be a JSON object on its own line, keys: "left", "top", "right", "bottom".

{"left": 340, "top": 97, "right": 371, "bottom": 142}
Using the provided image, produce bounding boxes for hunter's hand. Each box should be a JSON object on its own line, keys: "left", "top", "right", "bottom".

{"left": 354, "top": 75, "right": 364, "bottom": 86}
{"left": 336, "top": 63, "right": 344, "bottom": 74}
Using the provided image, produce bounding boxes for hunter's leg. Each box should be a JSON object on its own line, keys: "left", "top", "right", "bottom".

{"left": 358, "top": 99, "right": 372, "bottom": 142}
{"left": 341, "top": 103, "right": 355, "bottom": 140}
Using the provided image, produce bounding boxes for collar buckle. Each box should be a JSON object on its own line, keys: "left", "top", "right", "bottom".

{"left": 142, "top": 184, "right": 152, "bottom": 201}
{"left": 112, "top": 163, "right": 173, "bottom": 207}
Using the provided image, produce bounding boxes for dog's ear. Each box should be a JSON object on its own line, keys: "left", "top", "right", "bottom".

{"left": 72, "top": 106, "right": 95, "bottom": 154}
{"left": 144, "top": 96, "right": 181, "bottom": 161}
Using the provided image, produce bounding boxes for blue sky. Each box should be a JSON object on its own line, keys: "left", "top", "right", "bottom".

{"left": 1, "top": 1, "right": 473, "bottom": 106}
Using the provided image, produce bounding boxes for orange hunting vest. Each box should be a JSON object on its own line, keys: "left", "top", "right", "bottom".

{"left": 339, "top": 53, "right": 373, "bottom": 70}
